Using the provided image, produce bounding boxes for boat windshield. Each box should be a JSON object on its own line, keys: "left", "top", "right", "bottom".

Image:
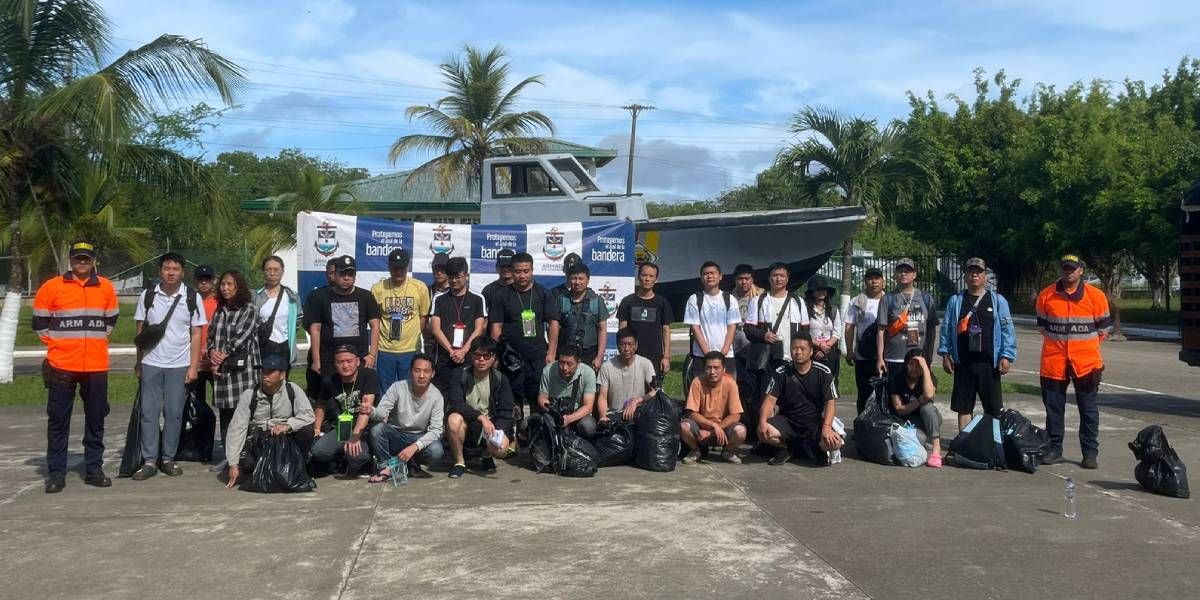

{"left": 550, "top": 158, "right": 599, "bottom": 193}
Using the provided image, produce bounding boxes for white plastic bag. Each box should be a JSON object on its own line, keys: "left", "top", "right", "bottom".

{"left": 891, "top": 422, "right": 928, "bottom": 468}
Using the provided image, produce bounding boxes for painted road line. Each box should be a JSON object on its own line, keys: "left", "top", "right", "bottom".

{"left": 1011, "top": 368, "right": 1165, "bottom": 396}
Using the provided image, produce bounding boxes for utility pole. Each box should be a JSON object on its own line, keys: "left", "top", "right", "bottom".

{"left": 621, "top": 103, "right": 654, "bottom": 196}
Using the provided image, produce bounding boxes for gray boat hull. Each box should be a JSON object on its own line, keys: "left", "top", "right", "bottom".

{"left": 633, "top": 206, "right": 867, "bottom": 313}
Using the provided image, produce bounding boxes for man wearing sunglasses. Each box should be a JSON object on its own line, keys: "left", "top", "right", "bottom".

{"left": 1035, "top": 254, "right": 1112, "bottom": 469}
{"left": 445, "top": 337, "right": 515, "bottom": 477}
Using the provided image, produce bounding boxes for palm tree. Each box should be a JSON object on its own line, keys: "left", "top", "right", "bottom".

{"left": 0, "top": 0, "right": 243, "bottom": 381}
{"left": 388, "top": 44, "right": 556, "bottom": 196}
{"left": 245, "top": 168, "right": 359, "bottom": 268}
{"left": 781, "top": 106, "right": 938, "bottom": 306}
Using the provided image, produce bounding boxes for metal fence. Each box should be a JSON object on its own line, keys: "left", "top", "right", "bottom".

{"left": 0, "top": 246, "right": 258, "bottom": 297}
{"left": 816, "top": 254, "right": 992, "bottom": 305}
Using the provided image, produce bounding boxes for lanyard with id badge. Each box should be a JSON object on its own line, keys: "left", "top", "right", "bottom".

{"left": 518, "top": 290, "right": 538, "bottom": 338}
{"left": 957, "top": 293, "right": 986, "bottom": 352}
{"left": 451, "top": 295, "right": 467, "bottom": 348}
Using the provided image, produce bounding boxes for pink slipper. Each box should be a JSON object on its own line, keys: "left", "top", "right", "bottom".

{"left": 927, "top": 453, "right": 943, "bottom": 468}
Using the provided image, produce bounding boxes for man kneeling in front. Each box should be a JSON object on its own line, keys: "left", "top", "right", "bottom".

{"left": 224, "top": 354, "right": 316, "bottom": 488}
{"left": 369, "top": 354, "right": 445, "bottom": 482}
{"left": 759, "top": 334, "right": 843, "bottom": 466}
{"left": 445, "top": 337, "right": 516, "bottom": 478}
{"left": 681, "top": 351, "right": 746, "bottom": 464}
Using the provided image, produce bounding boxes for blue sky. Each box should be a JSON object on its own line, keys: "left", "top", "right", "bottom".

{"left": 100, "top": 0, "right": 1199, "bottom": 201}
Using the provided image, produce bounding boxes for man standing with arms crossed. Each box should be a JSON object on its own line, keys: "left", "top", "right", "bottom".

{"left": 1036, "top": 254, "right": 1111, "bottom": 469}
{"left": 34, "top": 241, "right": 119, "bottom": 493}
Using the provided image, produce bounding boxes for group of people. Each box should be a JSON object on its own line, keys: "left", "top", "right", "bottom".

{"left": 34, "top": 239, "right": 1112, "bottom": 493}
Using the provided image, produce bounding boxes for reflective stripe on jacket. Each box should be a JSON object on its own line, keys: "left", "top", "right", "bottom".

{"left": 1035, "top": 281, "right": 1111, "bottom": 380}
{"left": 32, "top": 272, "right": 119, "bottom": 372}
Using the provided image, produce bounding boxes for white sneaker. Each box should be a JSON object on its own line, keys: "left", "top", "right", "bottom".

{"left": 721, "top": 450, "right": 742, "bottom": 464}
{"left": 681, "top": 449, "right": 701, "bottom": 464}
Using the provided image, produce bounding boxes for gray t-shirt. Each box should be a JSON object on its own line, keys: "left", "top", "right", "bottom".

{"left": 875, "top": 290, "right": 939, "bottom": 362}
{"left": 597, "top": 355, "right": 656, "bottom": 411}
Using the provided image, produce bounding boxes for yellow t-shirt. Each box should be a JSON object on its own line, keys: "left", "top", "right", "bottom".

{"left": 371, "top": 277, "right": 431, "bottom": 353}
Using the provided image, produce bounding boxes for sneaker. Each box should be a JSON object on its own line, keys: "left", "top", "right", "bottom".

{"left": 721, "top": 450, "right": 742, "bottom": 464}
{"left": 408, "top": 463, "right": 432, "bottom": 479}
{"left": 768, "top": 447, "right": 792, "bottom": 466}
{"left": 131, "top": 464, "right": 157, "bottom": 481}
{"left": 1081, "top": 455, "right": 1098, "bottom": 469}
{"left": 45, "top": 473, "right": 66, "bottom": 494}
{"left": 84, "top": 470, "right": 112, "bottom": 487}
{"left": 480, "top": 457, "right": 497, "bottom": 473}
{"left": 159, "top": 461, "right": 182, "bottom": 476}
{"left": 1041, "top": 452, "right": 1064, "bottom": 465}
{"left": 681, "top": 449, "right": 701, "bottom": 465}
{"left": 448, "top": 464, "right": 466, "bottom": 478}
{"left": 926, "top": 453, "right": 943, "bottom": 469}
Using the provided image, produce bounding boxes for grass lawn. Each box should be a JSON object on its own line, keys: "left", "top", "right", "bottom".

{"left": 1113, "top": 296, "right": 1179, "bottom": 328}
{"left": 12, "top": 301, "right": 140, "bottom": 347}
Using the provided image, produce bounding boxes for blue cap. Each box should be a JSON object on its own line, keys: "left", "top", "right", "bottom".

{"left": 261, "top": 354, "right": 290, "bottom": 372}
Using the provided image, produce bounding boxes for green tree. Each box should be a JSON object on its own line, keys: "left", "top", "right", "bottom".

{"left": 388, "top": 44, "right": 556, "bottom": 195}
{"left": 0, "top": 0, "right": 243, "bottom": 380}
{"left": 244, "top": 168, "right": 359, "bottom": 268}
{"left": 781, "top": 106, "right": 938, "bottom": 302}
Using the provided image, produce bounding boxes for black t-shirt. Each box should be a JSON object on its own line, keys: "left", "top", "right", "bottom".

{"left": 430, "top": 290, "right": 487, "bottom": 363}
{"left": 764, "top": 363, "right": 837, "bottom": 426}
{"left": 313, "top": 287, "right": 382, "bottom": 361}
{"left": 616, "top": 293, "right": 674, "bottom": 362}
{"left": 482, "top": 279, "right": 509, "bottom": 307}
{"left": 488, "top": 284, "right": 560, "bottom": 360}
{"left": 319, "top": 367, "right": 381, "bottom": 423}
{"left": 302, "top": 286, "right": 330, "bottom": 358}
{"left": 889, "top": 369, "right": 937, "bottom": 417}
{"left": 957, "top": 292, "right": 994, "bottom": 363}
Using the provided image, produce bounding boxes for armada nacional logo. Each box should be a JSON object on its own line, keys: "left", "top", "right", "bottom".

{"left": 429, "top": 224, "right": 455, "bottom": 255}
{"left": 315, "top": 220, "right": 339, "bottom": 257}
{"left": 598, "top": 282, "right": 619, "bottom": 315}
{"left": 543, "top": 227, "right": 566, "bottom": 260}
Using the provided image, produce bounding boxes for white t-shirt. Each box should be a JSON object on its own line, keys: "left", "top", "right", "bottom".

{"left": 258, "top": 289, "right": 289, "bottom": 344}
{"left": 135, "top": 285, "right": 208, "bottom": 369}
{"left": 683, "top": 290, "right": 742, "bottom": 357}
{"left": 745, "top": 293, "right": 809, "bottom": 361}
{"left": 844, "top": 295, "right": 882, "bottom": 360}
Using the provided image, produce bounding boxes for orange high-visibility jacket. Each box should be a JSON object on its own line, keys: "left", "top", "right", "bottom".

{"left": 1035, "top": 281, "right": 1112, "bottom": 380}
{"left": 32, "top": 272, "right": 119, "bottom": 372}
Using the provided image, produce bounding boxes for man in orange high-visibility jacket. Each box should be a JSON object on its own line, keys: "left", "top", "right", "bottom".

{"left": 1036, "top": 254, "right": 1112, "bottom": 470}
{"left": 33, "top": 241, "right": 119, "bottom": 493}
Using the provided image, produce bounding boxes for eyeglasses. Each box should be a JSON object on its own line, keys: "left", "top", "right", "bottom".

{"left": 473, "top": 352, "right": 495, "bottom": 361}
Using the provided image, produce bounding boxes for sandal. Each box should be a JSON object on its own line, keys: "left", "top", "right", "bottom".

{"left": 927, "top": 453, "right": 943, "bottom": 468}
{"left": 368, "top": 467, "right": 393, "bottom": 484}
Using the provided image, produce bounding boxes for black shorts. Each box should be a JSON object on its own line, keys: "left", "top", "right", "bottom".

{"left": 766, "top": 415, "right": 819, "bottom": 447}
{"left": 949, "top": 360, "right": 1003, "bottom": 416}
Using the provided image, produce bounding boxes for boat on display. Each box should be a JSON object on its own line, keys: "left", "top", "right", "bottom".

{"left": 479, "top": 153, "right": 866, "bottom": 311}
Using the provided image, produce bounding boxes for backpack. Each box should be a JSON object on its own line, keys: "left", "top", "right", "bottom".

{"left": 527, "top": 412, "right": 561, "bottom": 474}
{"left": 998, "top": 408, "right": 1048, "bottom": 473}
{"left": 688, "top": 290, "right": 732, "bottom": 356}
{"left": 853, "top": 376, "right": 897, "bottom": 465}
{"left": 558, "top": 290, "right": 603, "bottom": 349}
{"left": 948, "top": 414, "right": 1005, "bottom": 470}
{"left": 142, "top": 284, "right": 199, "bottom": 319}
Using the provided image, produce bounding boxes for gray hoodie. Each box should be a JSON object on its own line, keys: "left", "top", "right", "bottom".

{"left": 372, "top": 381, "right": 444, "bottom": 451}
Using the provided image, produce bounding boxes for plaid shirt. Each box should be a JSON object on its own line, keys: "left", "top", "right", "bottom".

{"left": 207, "top": 304, "right": 261, "bottom": 409}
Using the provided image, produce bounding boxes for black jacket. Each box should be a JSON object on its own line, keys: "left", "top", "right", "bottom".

{"left": 448, "top": 366, "right": 515, "bottom": 424}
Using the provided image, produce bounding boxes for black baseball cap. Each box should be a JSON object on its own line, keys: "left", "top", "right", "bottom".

{"left": 388, "top": 248, "right": 410, "bottom": 269}
{"left": 69, "top": 241, "right": 97, "bottom": 259}
{"left": 445, "top": 256, "right": 468, "bottom": 276}
{"left": 1061, "top": 254, "right": 1082, "bottom": 269}
{"left": 332, "top": 343, "right": 359, "bottom": 356}
{"left": 561, "top": 252, "right": 582, "bottom": 274}
{"left": 864, "top": 267, "right": 884, "bottom": 279}
{"left": 431, "top": 252, "right": 450, "bottom": 270}
{"left": 194, "top": 265, "right": 216, "bottom": 279}
{"left": 261, "top": 354, "right": 290, "bottom": 372}
{"left": 495, "top": 248, "right": 516, "bottom": 269}
{"left": 336, "top": 255, "right": 356, "bottom": 273}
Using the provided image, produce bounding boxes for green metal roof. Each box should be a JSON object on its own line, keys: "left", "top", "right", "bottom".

{"left": 242, "top": 139, "right": 617, "bottom": 211}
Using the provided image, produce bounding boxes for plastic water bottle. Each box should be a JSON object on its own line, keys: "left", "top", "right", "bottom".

{"left": 1064, "top": 477, "right": 1077, "bottom": 519}
{"left": 830, "top": 449, "right": 843, "bottom": 464}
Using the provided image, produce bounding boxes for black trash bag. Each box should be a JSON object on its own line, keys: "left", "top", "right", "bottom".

{"left": 558, "top": 428, "right": 598, "bottom": 477}
{"left": 635, "top": 391, "right": 681, "bottom": 472}
{"left": 527, "top": 412, "right": 561, "bottom": 474}
{"left": 240, "top": 433, "right": 316, "bottom": 493}
{"left": 1129, "top": 425, "right": 1190, "bottom": 499}
{"left": 853, "top": 377, "right": 896, "bottom": 465}
{"left": 593, "top": 420, "right": 637, "bottom": 467}
{"left": 174, "top": 388, "right": 216, "bottom": 462}
{"left": 999, "top": 408, "right": 1049, "bottom": 474}
{"left": 948, "top": 414, "right": 1005, "bottom": 470}
{"left": 118, "top": 386, "right": 144, "bottom": 478}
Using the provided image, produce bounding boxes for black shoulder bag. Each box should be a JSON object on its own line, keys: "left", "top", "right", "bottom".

{"left": 743, "top": 294, "right": 793, "bottom": 372}
{"left": 258, "top": 290, "right": 285, "bottom": 350}
{"left": 134, "top": 291, "right": 183, "bottom": 353}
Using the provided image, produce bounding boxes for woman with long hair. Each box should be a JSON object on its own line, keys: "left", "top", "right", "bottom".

{"left": 804, "top": 275, "right": 843, "bottom": 385}
{"left": 207, "top": 270, "right": 261, "bottom": 467}
{"left": 254, "top": 256, "right": 304, "bottom": 372}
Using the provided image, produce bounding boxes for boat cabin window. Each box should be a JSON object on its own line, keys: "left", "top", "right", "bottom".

{"left": 490, "top": 163, "right": 566, "bottom": 198}
{"left": 550, "top": 158, "right": 599, "bottom": 193}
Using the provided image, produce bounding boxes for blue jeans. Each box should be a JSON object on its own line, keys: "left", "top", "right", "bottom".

{"left": 369, "top": 423, "right": 445, "bottom": 467}
{"left": 140, "top": 365, "right": 188, "bottom": 462}
{"left": 377, "top": 351, "right": 415, "bottom": 396}
{"left": 1041, "top": 367, "right": 1101, "bottom": 458}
